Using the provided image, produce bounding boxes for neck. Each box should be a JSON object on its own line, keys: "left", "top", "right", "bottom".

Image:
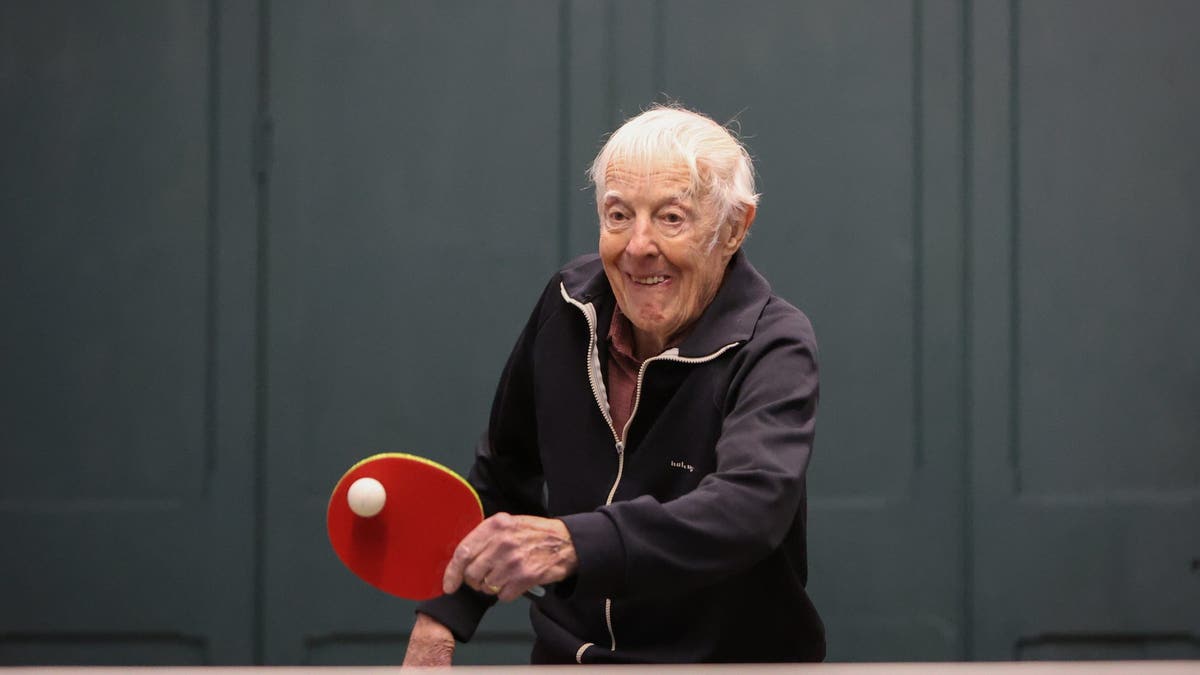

{"left": 632, "top": 330, "right": 669, "bottom": 361}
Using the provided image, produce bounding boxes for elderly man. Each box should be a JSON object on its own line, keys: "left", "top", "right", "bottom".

{"left": 403, "top": 105, "right": 824, "bottom": 665}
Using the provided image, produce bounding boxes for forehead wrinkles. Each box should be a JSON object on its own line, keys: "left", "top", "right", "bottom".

{"left": 603, "top": 160, "right": 694, "bottom": 197}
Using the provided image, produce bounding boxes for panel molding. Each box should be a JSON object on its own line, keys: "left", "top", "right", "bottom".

{"left": 969, "top": 0, "right": 1200, "bottom": 659}
{"left": 0, "top": 0, "right": 258, "bottom": 665}
{"left": 1015, "top": 632, "right": 1200, "bottom": 661}
{"left": 0, "top": 632, "right": 208, "bottom": 665}
{"left": 0, "top": 499, "right": 186, "bottom": 513}
{"left": 1006, "top": 0, "right": 1023, "bottom": 497}
{"left": 201, "top": 0, "right": 222, "bottom": 500}
{"left": 0, "top": 0, "right": 216, "bottom": 504}
{"left": 999, "top": 0, "right": 1199, "bottom": 502}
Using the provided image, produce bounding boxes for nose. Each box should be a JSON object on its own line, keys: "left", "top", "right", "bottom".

{"left": 625, "top": 216, "right": 661, "bottom": 258}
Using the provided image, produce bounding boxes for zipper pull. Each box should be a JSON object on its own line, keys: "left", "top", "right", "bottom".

{"left": 615, "top": 441, "right": 624, "bottom": 454}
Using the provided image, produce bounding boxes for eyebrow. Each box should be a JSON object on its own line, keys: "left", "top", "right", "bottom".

{"left": 602, "top": 191, "right": 692, "bottom": 208}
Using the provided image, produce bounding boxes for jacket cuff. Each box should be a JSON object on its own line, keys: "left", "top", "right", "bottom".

{"left": 415, "top": 586, "right": 495, "bottom": 643}
{"left": 560, "top": 510, "right": 626, "bottom": 599}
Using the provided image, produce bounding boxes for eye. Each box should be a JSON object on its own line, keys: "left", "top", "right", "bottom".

{"left": 658, "top": 210, "right": 687, "bottom": 233}
{"left": 604, "top": 208, "right": 631, "bottom": 230}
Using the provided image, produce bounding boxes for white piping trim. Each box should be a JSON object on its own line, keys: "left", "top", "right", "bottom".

{"left": 559, "top": 284, "right": 618, "bottom": 440}
{"left": 604, "top": 598, "right": 617, "bottom": 651}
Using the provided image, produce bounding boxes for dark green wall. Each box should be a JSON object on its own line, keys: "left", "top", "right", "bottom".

{"left": 2, "top": 0, "right": 1197, "bottom": 665}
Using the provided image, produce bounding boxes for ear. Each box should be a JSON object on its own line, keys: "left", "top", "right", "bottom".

{"left": 721, "top": 204, "right": 756, "bottom": 254}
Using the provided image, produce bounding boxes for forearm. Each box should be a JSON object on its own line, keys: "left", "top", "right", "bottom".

{"left": 402, "top": 613, "right": 455, "bottom": 667}
{"left": 563, "top": 467, "right": 808, "bottom": 599}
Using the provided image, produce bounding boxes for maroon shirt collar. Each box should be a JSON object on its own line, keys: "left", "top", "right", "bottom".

{"left": 608, "top": 303, "right": 696, "bottom": 362}
{"left": 607, "top": 304, "right": 640, "bottom": 363}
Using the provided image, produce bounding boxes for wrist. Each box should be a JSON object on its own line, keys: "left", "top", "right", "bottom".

{"left": 552, "top": 519, "right": 579, "bottom": 575}
{"left": 413, "top": 612, "right": 455, "bottom": 643}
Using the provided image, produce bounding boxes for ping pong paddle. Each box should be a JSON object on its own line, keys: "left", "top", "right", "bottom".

{"left": 326, "top": 452, "right": 546, "bottom": 602}
{"left": 327, "top": 452, "right": 484, "bottom": 600}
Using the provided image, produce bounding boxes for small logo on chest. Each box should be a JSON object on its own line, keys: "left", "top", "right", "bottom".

{"left": 669, "top": 460, "right": 695, "bottom": 473}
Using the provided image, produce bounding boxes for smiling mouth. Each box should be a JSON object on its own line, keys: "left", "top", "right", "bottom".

{"left": 630, "top": 274, "right": 669, "bottom": 286}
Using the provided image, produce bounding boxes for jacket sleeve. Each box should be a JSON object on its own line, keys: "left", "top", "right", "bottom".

{"left": 414, "top": 276, "right": 560, "bottom": 640}
{"left": 560, "top": 311, "right": 819, "bottom": 600}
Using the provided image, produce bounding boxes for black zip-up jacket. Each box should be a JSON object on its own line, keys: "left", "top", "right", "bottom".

{"left": 418, "top": 250, "right": 824, "bottom": 663}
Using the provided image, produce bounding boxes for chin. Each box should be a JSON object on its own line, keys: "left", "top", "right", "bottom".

{"left": 630, "top": 307, "right": 666, "bottom": 328}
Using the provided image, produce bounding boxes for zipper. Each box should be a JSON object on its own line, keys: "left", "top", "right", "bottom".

{"left": 559, "top": 286, "right": 622, "bottom": 658}
{"left": 559, "top": 283, "right": 740, "bottom": 659}
{"left": 620, "top": 344, "right": 742, "bottom": 442}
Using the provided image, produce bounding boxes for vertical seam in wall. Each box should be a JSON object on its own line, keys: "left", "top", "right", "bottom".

{"left": 558, "top": 0, "right": 571, "bottom": 263}
{"left": 605, "top": 0, "right": 617, "bottom": 128}
{"left": 253, "top": 0, "right": 271, "bottom": 664}
{"left": 960, "top": 0, "right": 975, "bottom": 660}
{"left": 912, "top": 0, "right": 925, "bottom": 473}
{"left": 653, "top": 0, "right": 665, "bottom": 98}
{"left": 1008, "top": 0, "right": 1022, "bottom": 494}
{"left": 204, "top": 0, "right": 222, "bottom": 499}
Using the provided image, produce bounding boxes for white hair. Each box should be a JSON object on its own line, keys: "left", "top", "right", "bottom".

{"left": 587, "top": 104, "right": 760, "bottom": 249}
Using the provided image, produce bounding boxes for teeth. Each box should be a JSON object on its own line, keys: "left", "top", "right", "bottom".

{"left": 633, "top": 275, "right": 667, "bottom": 285}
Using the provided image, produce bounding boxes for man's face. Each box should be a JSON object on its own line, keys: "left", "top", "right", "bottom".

{"left": 598, "top": 159, "right": 734, "bottom": 358}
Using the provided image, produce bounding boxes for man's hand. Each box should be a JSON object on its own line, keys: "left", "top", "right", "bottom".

{"left": 443, "top": 514, "right": 578, "bottom": 602}
{"left": 402, "top": 612, "right": 455, "bottom": 668}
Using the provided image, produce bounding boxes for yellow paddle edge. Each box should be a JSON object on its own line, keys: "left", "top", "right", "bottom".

{"left": 331, "top": 451, "right": 484, "bottom": 517}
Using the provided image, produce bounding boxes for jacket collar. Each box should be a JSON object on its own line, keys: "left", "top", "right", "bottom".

{"left": 559, "top": 249, "right": 772, "bottom": 358}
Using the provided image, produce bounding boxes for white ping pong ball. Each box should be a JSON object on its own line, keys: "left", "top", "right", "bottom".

{"left": 347, "top": 477, "right": 386, "bottom": 518}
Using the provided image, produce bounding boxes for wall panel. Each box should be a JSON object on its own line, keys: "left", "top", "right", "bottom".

{"left": 969, "top": 0, "right": 1200, "bottom": 660}
{"left": 0, "top": 0, "right": 260, "bottom": 665}
{"left": 262, "top": 0, "right": 564, "bottom": 663}
{"left": 1014, "top": 0, "right": 1200, "bottom": 498}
